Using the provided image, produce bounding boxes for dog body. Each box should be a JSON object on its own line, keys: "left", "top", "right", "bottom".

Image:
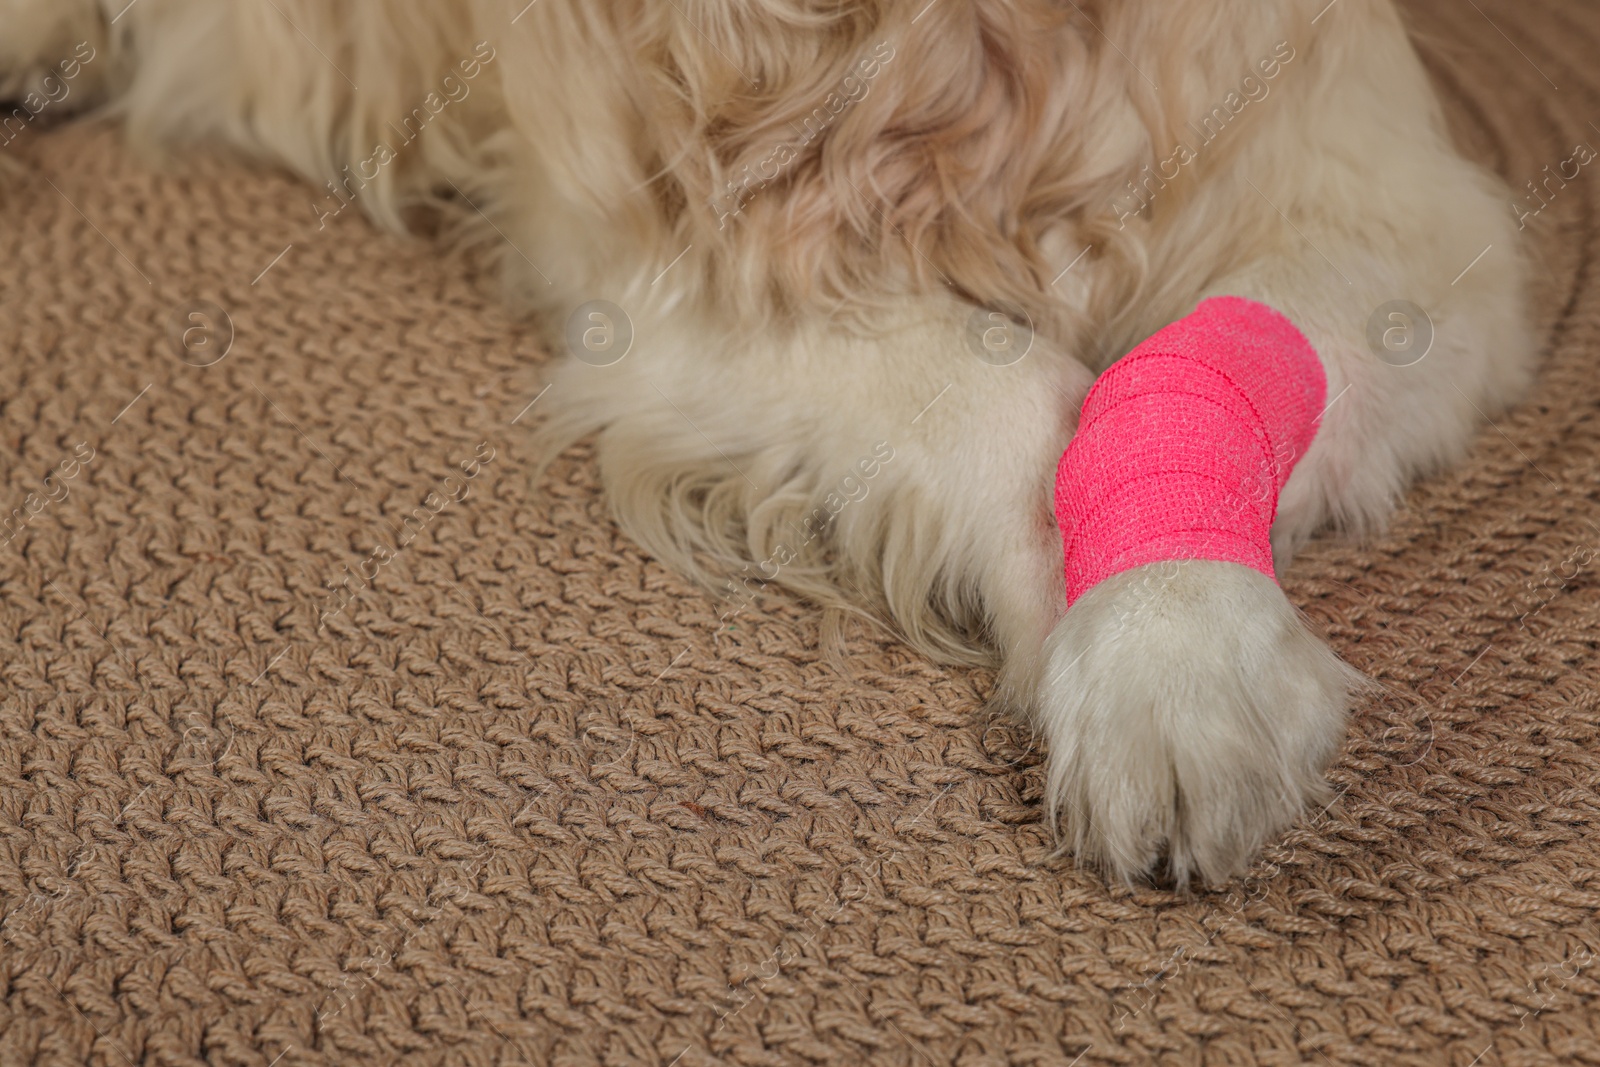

{"left": 0, "top": 0, "right": 1535, "bottom": 882}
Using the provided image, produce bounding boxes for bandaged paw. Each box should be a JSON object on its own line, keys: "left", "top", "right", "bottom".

{"left": 1055, "top": 296, "right": 1326, "bottom": 605}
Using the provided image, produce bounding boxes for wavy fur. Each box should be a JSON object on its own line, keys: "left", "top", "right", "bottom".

{"left": 0, "top": 0, "right": 1537, "bottom": 883}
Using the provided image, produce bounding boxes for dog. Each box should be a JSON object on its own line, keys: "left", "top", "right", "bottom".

{"left": 0, "top": 0, "right": 1534, "bottom": 885}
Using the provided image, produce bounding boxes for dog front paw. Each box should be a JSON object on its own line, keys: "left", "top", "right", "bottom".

{"left": 1036, "top": 560, "right": 1362, "bottom": 886}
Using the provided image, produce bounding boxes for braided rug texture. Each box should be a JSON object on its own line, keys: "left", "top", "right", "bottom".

{"left": 1, "top": 0, "right": 1598, "bottom": 1063}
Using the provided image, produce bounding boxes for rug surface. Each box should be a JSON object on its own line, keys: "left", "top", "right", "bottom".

{"left": 2, "top": 1, "right": 1598, "bottom": 1064}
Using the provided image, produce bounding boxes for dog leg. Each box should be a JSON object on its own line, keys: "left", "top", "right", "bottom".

{"left": 1034, "top": 7, "right": 1534, "bottom": 884}
{"left": 547, "top": 281, "right": 1359, "bottom": 889}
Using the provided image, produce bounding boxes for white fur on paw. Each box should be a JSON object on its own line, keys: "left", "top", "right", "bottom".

{"left": 1038, "top": 560, "right": 1363, "bottom": 887}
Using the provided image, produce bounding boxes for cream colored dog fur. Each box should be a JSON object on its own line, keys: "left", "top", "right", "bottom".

{"left": 0, "top": 0, "right": 1534, "bottom": 884}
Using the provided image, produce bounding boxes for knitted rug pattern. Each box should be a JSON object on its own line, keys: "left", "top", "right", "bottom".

{"left": 1, "top": 0, "right": 1598, "bottom": 1063}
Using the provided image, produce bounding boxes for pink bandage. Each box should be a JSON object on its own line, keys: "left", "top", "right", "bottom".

{"left": 1055, "top": 296, "right": 1326, "bottom": 606}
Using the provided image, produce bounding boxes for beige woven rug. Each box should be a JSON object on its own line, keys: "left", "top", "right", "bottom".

{"left": 2, "top": 0, "right": 1597, "bottom": 1063}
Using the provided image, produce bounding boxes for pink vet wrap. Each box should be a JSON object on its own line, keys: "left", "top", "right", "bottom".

{"left": 1055, "top": 296, "right": 1326, "bottom": 606}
